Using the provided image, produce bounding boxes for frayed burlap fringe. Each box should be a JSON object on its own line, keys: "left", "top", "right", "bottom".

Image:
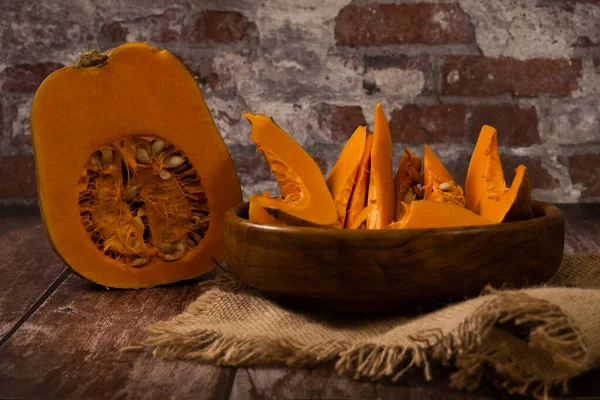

{"left": 125, "top": 269, "right": 594, "bottom": 400}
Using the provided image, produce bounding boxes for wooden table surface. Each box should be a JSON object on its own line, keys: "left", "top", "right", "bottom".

{"left": 0, "top": 204, "right": 599, "bottom": 400}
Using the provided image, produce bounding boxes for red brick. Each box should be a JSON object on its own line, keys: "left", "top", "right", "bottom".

{"left": 188, "top": 10, "right": 248, "bottom": 44}
{"left": 1, "top": 63, "right": 63, "bottom": 92}
{"left": 335, "top": 3, "right": 474, "bottom": 46}
{"left": 442, "top": 56, "right": 582, "bottom": 97}
{"left": 103, "top": 22, "right": 129, "bottom": 42}
{"left": 0, "top": 156, "right": 37, "bottom": 199}
{"left": 471, "top": 105, "right": 540, "bottom": 147}
{"left": 389, "top": 104, "right": 466, "bottom": 144}
{"left": 317, "top": 104, "right": 367, "bottom": 142}
{"left": 569, "top": 153, "right": 600, "bottom": 197}
{"left": 501, "top": 155, "right": 560, "bottom": 190}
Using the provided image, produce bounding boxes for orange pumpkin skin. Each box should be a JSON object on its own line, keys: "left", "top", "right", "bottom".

{"left": 244, "top": 113, "right": 338, "bottom": 226}
{"left": 466, "top": 125, "right": 532, "bottom": 222}
{"left": 31, "top": 42, "right": 242, "bottom": 288}
{"left": 366, "top": 104, "right": 395, "bottom": 229}
{"left": 345, "top": 134, "right": 373, "bottom": 229}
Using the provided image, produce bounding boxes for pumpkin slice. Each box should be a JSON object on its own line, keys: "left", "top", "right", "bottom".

{"left": 243, "top": 113, "right": 338, "bottom": 226}
{"left": 466, "top": 125, "right": 532, "bottom": 222}
{"left": 366, "top": 104, "right": 395, "bottom": 229}
{"left": 388, "top": 200, "right": 496, "bottom": 230}
{"left": 422, "top": 145, "right": 466, "bottom": 207}
{"left": 31, "top": 42, "right": 242, "bottom": 288}
{"left": 248, "top": 195, "right": 285, "bottom": 226}
{"left": 348, "top": 206, "right": 373, "bottom": 230}
{"left": 394, "top": 146, "right": 423, "bottom": 219}
{"left": 345, "top": 134, "right": 373, "bottom": 229}
{"left": 326, "top": 126, "right": 367, "bottom": 228}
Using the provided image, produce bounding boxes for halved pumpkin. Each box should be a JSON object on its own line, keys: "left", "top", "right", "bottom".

{"left": 243, "top": 113, "right": 338, "bottom": 226}
{"left": 366, "top": 104, "right": 395, "bottom": 229}
{"left": 422, "top": 145, "right": 466, "bottom": 207}
{"left": 345, "top": 134, "right": 373, "bottom": 229}
{"left": 248, "top": 194, "right": 285, "bottom": 226}
{"left": 30, "top": 42, "right": 242, "bottom": 288}
{"left": 326, "top": 126, "right": 367, "bottom": 228}
{"left": 394, "top": 146, "right": 423, "bottom": 219}
{"left": 465, "top": 125, "right": 532, "bottom": 222}
{"left": 387, "top": 200, "right": 495, "bottom": 230}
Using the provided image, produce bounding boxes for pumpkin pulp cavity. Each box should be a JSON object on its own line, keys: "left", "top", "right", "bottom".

{"left": 394, "top": 146, "right": 423, "bottom": 219}
{"left": 326, "top": 126, "right": 367, "bottom": 228}
{"left": 244, "top": 113, "right": 338, "bottom": 226}
{"left": 366, "top": 103, "right": 395, "bottom": 229}
{"left": 466, "top": 125, "right": 532, "bottom": 222}
{"left": 78, "top": 135, "right": 208, "bottom": 267}
{"left": 422, "top": 145, "right": 465, "bottom": 207}
{"left": 345, "top": 134, "right": 373, "bottom": 229}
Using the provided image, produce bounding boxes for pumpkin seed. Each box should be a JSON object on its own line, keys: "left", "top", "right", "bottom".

{"left": 439, "top": 182, "right": 454, "bottom": 192}
{"left": 413, "top": 185, "right": 423, "bottom": 197}
{"left": 136, "top": 147, "right": 152, "bottom": 164}
{"left": 158, "top": 243, "right": 177, "bottom": 254}
{"left": 151, "top": 139, "right": 165, "bottom": 157}
{"left": 101, "top": 148, "right": 114, "bottom": 168}
{"left": 124, "top": 184, "right": 141, "bottom": 201}
{"left": 408, "top": 165, "right": 422, "bottom": 184}
{"left": 402, "top": 187, "right": 414, "bottom": 204}
{"left": 89, "top": 153, "right": 102, "bottom": 167}
{"left": 159, "top": 169, "right": 172, "bottom": 180}
{"left": 131, "top": 257, "right": 150, "bottom": 267}
{"left": 163, "top": 242, "right": 186, "bottom": 261}
{"left": 410, "top": 156, "right": 422, "bottom": 172}
{"left": 165, "top": 155, "right": 185, "bottom": 169}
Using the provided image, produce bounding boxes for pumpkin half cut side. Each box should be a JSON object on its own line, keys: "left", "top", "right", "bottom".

{"left": 243, "top": 113, "right": 338, "bottom": 226}
{"left": 30, "top": 42, "right": 242, "bottom": 288}
{"left": 465, "top": 125, "right": 532, "bottom": 222}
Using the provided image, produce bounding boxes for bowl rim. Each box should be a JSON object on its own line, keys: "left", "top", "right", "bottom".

{"left": 224, "top": 200, "right": 563, "bottom": 237}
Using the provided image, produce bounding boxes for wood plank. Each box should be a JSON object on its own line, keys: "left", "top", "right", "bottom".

{"left": 230, "top": 204, "right": 600, "bottom": 400}
{"left": 0, "top": 274, "right": 233, "bottom": 400}
{"left": 560, "top": 204, "right": 600, "bottom": 253}
{"left": 0, "top": 206, "right": 67, "bottom": 339}
{"left": 230, "top": 367, "right": 505, "bottom": 400}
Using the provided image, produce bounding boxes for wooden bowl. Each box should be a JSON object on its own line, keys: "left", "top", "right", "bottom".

{"left": 222, "top": 201, "right": 564, "bottom": 313}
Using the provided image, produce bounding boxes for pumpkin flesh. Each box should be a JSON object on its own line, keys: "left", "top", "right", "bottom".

{"left": 244, "top": 113, "right": 338, "bottom": 226}
{"left": 326, "top": 126, "right": 367, "bottom": 228}
{"left": 366, "top": 104, "right": 395, "bottom": 229}
{"left": 422, "top": 145, "right": 466, "bottom": 207}
{"left": 344, "top": 134, "right": 373, "bottom": 229}
{"left": 388, "top": 200, "right": 495, "bottom": 230}
{"left": 31, "top": 42, "right": 242, "bottom": 288}
{"left": 466, "top": 125, "right": 532, "bottom": 222}
{"left": 248, "top": 195, "right": 285, "bottom": 226}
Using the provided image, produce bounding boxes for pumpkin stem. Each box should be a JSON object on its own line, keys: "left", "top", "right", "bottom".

{"left": 76, "top": 50, "right": 108, "bottom": 68}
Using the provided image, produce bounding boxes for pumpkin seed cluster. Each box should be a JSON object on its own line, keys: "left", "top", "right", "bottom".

{"left": 77, "top": 135, "right": 209, "bottom": 267}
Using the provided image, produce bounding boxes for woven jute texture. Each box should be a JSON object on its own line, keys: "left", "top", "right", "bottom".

{"left": 129, "top": 254, "right": 600, "bottom": 399}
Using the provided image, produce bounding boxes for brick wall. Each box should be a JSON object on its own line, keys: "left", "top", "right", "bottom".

{"left": 1, "top": 0, "right": 599, "bottom": 204}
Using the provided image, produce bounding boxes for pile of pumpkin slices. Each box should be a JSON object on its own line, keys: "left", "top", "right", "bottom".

{"left": 244, "top": 103, "right": 532, "bottom": 230}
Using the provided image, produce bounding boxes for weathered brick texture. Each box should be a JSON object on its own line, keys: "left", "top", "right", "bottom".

{"left": 1, "top": 0, "right": 599, "bottom": 203}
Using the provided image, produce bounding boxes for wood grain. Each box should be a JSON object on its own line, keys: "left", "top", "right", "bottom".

{"left": 230, "top": 367, "right": 506, "bottom": 400}
{"left": 223, "top": 201, "right": 564, "bottom": 313}
{"left": 0, "top": 274, "right": 233, "bottom": 400}
{"left": 0, "top": 206, "right": 67, "bottom": 339}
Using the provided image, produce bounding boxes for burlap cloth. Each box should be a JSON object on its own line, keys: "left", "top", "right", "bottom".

{"left": 129, "top": 254, "right": 600, "bottom": 399}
